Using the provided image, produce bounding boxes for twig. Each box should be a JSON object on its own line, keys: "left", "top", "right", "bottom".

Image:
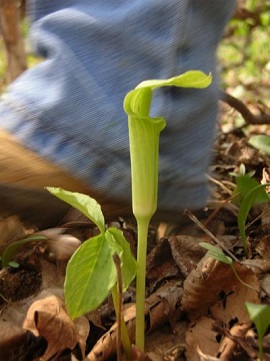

{"left": 207, "top": 174, "right": 233, "bottom": 196}
{"left": 185, "top": 210, "right": 239, "bottom": 262}
{"left": 220, "top": 91, "right": 270, "bottom": 125}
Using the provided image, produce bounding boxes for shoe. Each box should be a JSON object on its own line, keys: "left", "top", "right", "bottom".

{"left": 0, "top": 130, "right": 132, "bottom": 229}
{"left": 0, "top": 130, "right": 198, "bottom": 229}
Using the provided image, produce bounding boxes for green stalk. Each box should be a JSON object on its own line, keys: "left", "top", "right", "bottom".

{"left": 135, "top": 217, "right": 150, "bottom": 350}
{"left": 230, "top": 265, "right": 258, "bottom": 292}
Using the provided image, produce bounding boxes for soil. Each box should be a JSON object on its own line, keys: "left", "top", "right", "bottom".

{"left": 1, "top": 113, "right": 270, "bottom": 361}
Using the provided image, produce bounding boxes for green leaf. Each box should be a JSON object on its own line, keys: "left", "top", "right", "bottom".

{"left": 232, "top": 174, "right": 269, "bottom": 205}
{"left": 260, "top": 12, "right": 270, "bottom": 27}
{"left": 106, "top": 228, "right": 137, "bottom": 291}
{"left": 2, "top": 235, "right": 47, "bottom": 268}
{"left": 238, "top": 183, "right": 270, "bottom": 253}
{"left": 8, "top": 261, "right": 20, "bottom": 268}
{"left": 248, "top": 135, "right": 270, "bottom": 155}
{"left": 137, "top": 71, "right": 212, "bottom": 90}
{"left": 199, "top": 242, "right": 233, "bottom": 265}
{"left": 64, "top": 233, "right": 117, "bottom": 319}
{"left": 47, "top": 187, "right": 105, "bottom": 234}
{"left": 246, "top": 302, "right": 270, "bottom": 361}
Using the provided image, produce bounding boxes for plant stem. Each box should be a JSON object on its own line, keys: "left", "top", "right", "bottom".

{"left": 135, "top": 217, "right": 150, "bottom": 351}
{"left": 111, "top": 285, "right": 132, "bottom": 360}
{"left": 113, "top": 254, "right": 123, "bottom": 361}
{"left": 230, "top": 265, "right": 258, "bottom": 291}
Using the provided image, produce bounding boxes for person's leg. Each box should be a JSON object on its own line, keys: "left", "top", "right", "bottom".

{"left": 0, "top": 129, "right": 131, "bottom": 227}
{"left": 0, "top": 0, "right": 236, "bottom": 226}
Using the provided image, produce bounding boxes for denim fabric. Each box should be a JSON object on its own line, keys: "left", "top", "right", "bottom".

{"left": 0, "top": 0, "right": 236, "bottom": 211}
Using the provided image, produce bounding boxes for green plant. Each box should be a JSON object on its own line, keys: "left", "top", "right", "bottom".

{"left": 47, "top": 71, "right": 211, "bottom": 354}
{"left": 231, "top": 164, "right": 256, "bottom": 204}
{"left": 231, "top": 164, "right": 270, "bottom": 255}
{"left": 123, "top": 70, "right": 212, "bottom": 350}
{"left": 47, "top": 187, "right": 136, "bottom": 359}
{"left": 199, "top": 242, "right": 256, "bottom": 290}
{"left": 237, "top": 183, "right": 270, "bottom": 254}
{"left": 0, "top": 234, "right": 47, "bottom": 269}
{"left": 246, "top": 302, "right": 270, "bottom": 361}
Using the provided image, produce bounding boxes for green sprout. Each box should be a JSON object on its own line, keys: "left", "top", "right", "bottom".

{"left": 246, "top": 302, "right": 270, "bottom": 361}
{"left": 47, "top": 187, "right": 136, "bottom": 359}
{"left": 237, "top": 183, "right": 270, "bottom": 255}
{"left": 231, "top": 165, "right": 270, "bottom": 255}
{"left": 199, "top": 242, "right": 256, "bottom": 290}
{"left": 124, "top": 70, "right": 212, "bottom": 351}
{"left": 0, "top": 234, "right": 47, "bottom": 269}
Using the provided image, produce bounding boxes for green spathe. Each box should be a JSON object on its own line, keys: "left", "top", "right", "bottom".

{"left": 124, "top": 70, "right": 212, "bottom": 351}
{"left": 123, "top": 71, "right": 212, "bottom": 221}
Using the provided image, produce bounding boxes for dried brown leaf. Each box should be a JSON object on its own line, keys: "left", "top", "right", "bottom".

{"left": 242, "top": 258, "right": 270, "bottom": 274}
{"left": 217, "top": 322, "right": 256, "bottom": 361}
{"left": 85, "top": 282, "right": 182, "bottom": 361}
{"left": 260, "top": 273, "right": 270, "bottom": 299}
{"left": 185, "top": 317, "right": 219, "bottom": 361}
{"left": 145, "top": 351, "right": 164, "bottom": 361}
{"left": 23, "top": 294, "right": 89, "bottom": 360}
{"left": 181, "top": 256, "right": 260, "bottom": 323}
{"left": 168, "top": 235, "right": 207, "bottom": 277}
{"left": 255, "top": 235, "right": 270, "bottom": 261}
{"left": 0, "top": 215, "right": 28, "bottom": 254}
{"left": 0, "top": 322, "right": 46, "bottom": 361}
{"left": 147, "top": 239, "right": 180, "bottom": 287}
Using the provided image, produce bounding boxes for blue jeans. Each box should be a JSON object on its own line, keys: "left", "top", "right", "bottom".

{"left": 0, "top": 0, "right": 236, "bottom": 211}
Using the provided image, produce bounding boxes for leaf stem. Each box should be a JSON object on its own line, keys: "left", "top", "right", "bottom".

{"left": 135, "top": 217, "right": 150, "bottom": 351}
{"left": 230, "top": 264, "right": 258, "bottom": 292}
{"left": 111, "top": 284, "right": 132, "bottom": 360}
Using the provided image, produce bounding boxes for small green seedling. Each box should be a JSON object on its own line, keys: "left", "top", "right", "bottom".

{"left": 231, "top": 164, "right": 259, "bottom": 205}
{"left": 199, "top": 243, "right": 256, "bottom": 290}
{"left": 0, "top": 234, "right": 47, "bottom": 269}
{"left": 237, "top": 183, "right": 270, "bottom": 255}
{"left": 245, "top": 302, "right": 270, "bottom": 361}
{"left": 124, "top": 70, "right": 212, "bottom": 350}
{"left": 231, "top": 165, "right": 270, "bottom": 255}
{"left": 47, "top": 187, "right": 136, "bottom": 359}
{"left": 200, "top": 242, "right": 233, "bottom": 265}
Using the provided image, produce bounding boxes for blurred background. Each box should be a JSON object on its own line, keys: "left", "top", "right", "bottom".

{"left": 0, "top": 0, "right": 269, "bottom": 132}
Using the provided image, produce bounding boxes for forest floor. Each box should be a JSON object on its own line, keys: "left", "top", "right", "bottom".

{"left": 1, "top": 106, "right": 270, "bottom": 361}
{"left": 0, "top": 3, "right": 270, "bottom": 361}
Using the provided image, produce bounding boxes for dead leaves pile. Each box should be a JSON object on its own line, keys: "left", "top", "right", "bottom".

{"left": 0, "top": 191, "right": 270, "bottom": 361}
